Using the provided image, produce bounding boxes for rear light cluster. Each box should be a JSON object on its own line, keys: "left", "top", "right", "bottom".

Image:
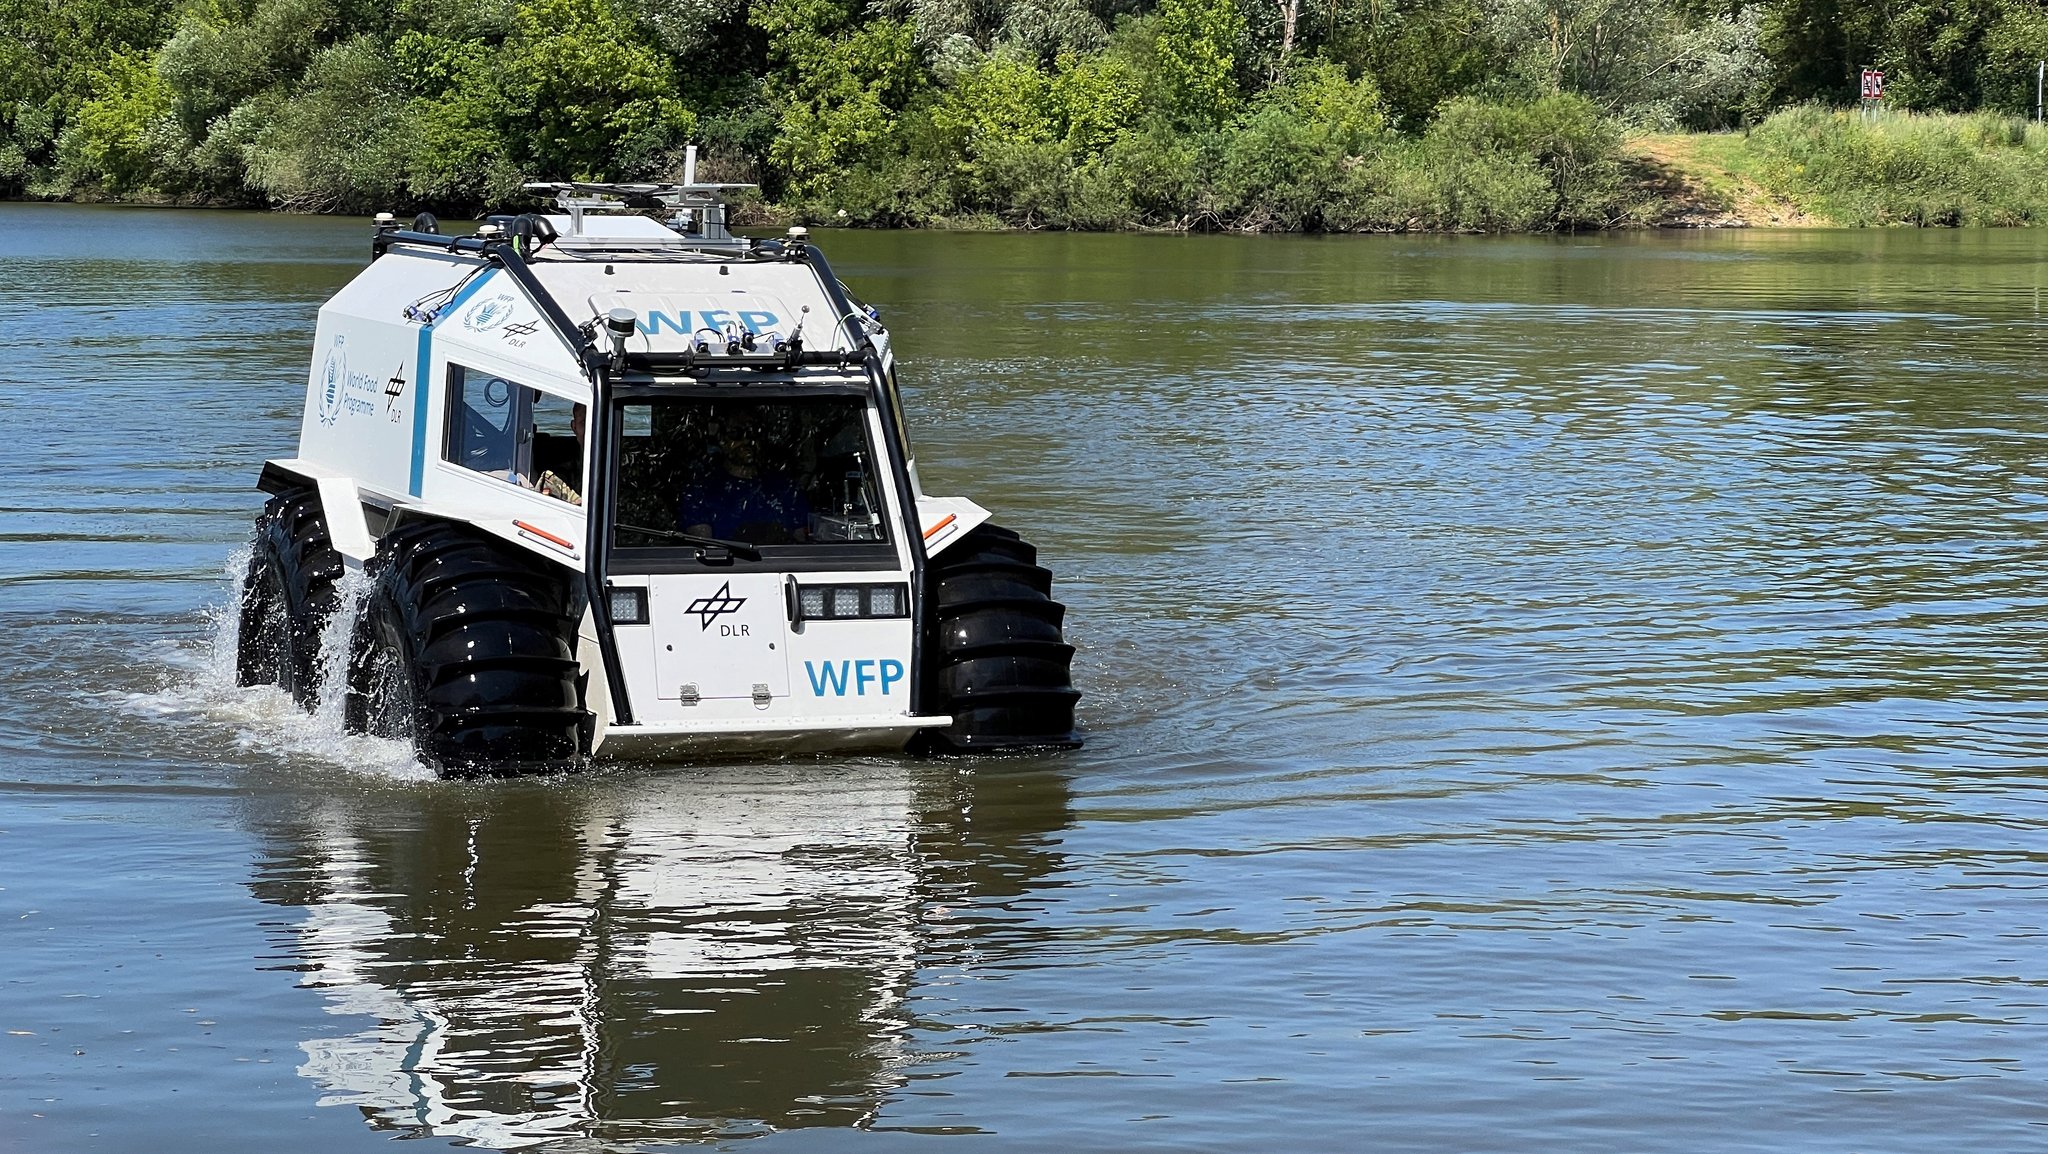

{"left": 797, "top": 582, "right": 907, "bottom": 622}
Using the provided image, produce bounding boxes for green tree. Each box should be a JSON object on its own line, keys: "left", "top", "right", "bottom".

{"left": 1219, "top": 59, "right": 1386, "bottom": 226}
{"left": 756, "top": 0, "right": 927, "bottom": 203}
{"left": 1153, "top": 0, "right": 1246, "bottom": 127}
{"left": 998, "top": 0, "right": 1109, "bottom": 62}
{"left": 1759, "top": 0, "right": 1852, "bottom": 105}
{"left": 242, "top": 36, "right": 413, "bottom": 209}
{"left": 1420, "top": 92, "right": 1630, "bottom": 225}
{"left": 929, "top": 52, "right": 1065, "bottom": 212}
{"left": 0, "top": 0, "right": 178, "bottom": 194}
{"left": 156, "top": 0, "right": 334, "bottom": 138}
{"left": 1978, "top": 4, "right": 2048, "bottom": 115}
{"left": 502, "top": 0, "right": 695, "bottom": 179}
{"left": 393, "top": 31, "right": 520, "bottom": 205}
{"left": 1052, "top": 50, "right": 1145, "bottom": 153}
{"left": 1325, "top": 0, "right": 1495, "bottom": 129}
{"left": 58, "top": 52, "right": 177, "bottom": 193}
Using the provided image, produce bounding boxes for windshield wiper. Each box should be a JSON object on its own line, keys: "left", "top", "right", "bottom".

{"left": 615, "top": 522, "right": 763, "bottom": 561}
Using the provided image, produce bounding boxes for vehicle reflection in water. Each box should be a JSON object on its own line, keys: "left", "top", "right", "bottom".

{"left": 241, "top": 762, "right": 1071, "bottom": 1147}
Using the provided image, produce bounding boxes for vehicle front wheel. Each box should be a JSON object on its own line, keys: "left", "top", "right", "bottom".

{"left": 344, "top": 519, "right": 588, "bottom": 776}
{"left": 919, "top": 524, "right": 1081, "bottom": 753}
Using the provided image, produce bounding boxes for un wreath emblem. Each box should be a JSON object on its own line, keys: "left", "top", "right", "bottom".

{"left": 462, "top": 293, "right": 518, "bottom": 334}
{"left": 316, "top": 335, "right": 346, "bottom": 427}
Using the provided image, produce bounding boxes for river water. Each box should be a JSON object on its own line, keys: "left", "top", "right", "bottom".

{"left": 4, "top": 204, "right": 2048, "bottom": 1151}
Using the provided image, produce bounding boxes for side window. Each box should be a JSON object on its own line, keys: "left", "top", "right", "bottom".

{"left": 884, "top": 366, "right": 914, "bottom": 458}
{"left": 446, "top": 366, "right": 525, "bottom": 476}
{"left": 444, "top": 365, "right": 586, "bottom": 505}
{"left": 528, "top": 391, "right": 585, "bottom": 504}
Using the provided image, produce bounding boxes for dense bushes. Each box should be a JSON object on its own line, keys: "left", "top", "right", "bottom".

{"left": 765, "top": 57, "right": 1641, "bottom": 230}
{"left": 0, "top": 0, "right": 1652, "bottom": 228}
{"left": 6, "top": 0, "right": 703, "bottom": 213}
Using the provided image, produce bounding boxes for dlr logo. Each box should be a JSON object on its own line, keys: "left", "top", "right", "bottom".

{"left": 721, "top": 623, "right": 749, "bottom": 637}
{"left": 805, "top": 659, "right": 904, "bottom": 696}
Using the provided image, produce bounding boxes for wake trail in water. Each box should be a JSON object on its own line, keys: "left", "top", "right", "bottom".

{"left": 114, "top": 549, "right": 432, "bottom": 780}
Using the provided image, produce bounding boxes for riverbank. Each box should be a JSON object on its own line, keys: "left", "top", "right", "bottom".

{"left": 23, "top": 106, "right": 2048, "bottom": 233}
{"left": 1629, "top": 133, "right": 1824, "bottom": 228}
{"left": 18, "top": 0, "right": 2048, "bottom": 235}
{"left": 1632, "top": 108, "right": 2048, "bottom": 229}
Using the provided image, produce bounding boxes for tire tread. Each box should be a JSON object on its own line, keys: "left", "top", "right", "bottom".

{"left": 921, "top": 524, "right": 1080, "bottom": 753}
{"left": 346, "top": 519, "right": 587, "bottom": 776}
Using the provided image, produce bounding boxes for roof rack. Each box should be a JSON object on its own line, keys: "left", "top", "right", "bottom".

{"left": 523, "top": 172, "right": 756, "bottom": 244}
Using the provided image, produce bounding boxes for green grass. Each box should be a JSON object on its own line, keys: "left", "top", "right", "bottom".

{"left": 1740, "top": 106, "right": 2048, "bottom": 226}
{"left": 1684, "top": 134, "right": 1784, "bottom": 206}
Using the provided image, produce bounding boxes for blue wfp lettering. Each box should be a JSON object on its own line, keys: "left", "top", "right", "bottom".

{"left": 803, "top": 659, "right": 904, "bottom": 696}
{"left": 805, "top": 661, "right": 848, "bottom": 696}
{"left": 639, "top": 310, "right": 783, "bottom": 336}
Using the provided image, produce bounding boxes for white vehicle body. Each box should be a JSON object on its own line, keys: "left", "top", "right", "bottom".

{"left": 244, "top": 186, "right": 1077, "bottom": 771}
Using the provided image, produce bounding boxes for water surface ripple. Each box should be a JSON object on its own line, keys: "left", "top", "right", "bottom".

{"left": 4, "top": 207, "right": 2048, "bottom": 1151}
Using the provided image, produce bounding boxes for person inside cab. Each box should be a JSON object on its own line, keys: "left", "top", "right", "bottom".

{"left": 530, "top": 404, "right": 585, "bottom": 504}
{"left": 678, "top": 410, "right": 810, "bottom": 544}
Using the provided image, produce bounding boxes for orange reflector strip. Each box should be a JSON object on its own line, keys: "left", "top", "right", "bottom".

{"left": 923, "top": 514, "right": 957, "bottom": 540}
{"left": 513, "top": 520, "right": 576, "bottom": 551}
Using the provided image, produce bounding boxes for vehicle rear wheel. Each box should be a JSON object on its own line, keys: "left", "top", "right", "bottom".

{"left": 344, "top": 519, "right": 588, "bottom": 776}
{"left": 236, "top": 485, "right": 342, "bottom": 709}
{"left": 920, "top": 524, "right": 1081, "bottom": 753}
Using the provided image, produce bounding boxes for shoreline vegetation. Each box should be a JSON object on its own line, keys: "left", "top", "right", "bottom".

{"left": 9, "top": 0, "right": 2048, "bottom": 232}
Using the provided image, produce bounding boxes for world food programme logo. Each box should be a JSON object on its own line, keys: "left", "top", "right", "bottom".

{"left": 462, "top": 293, "right": 518, "bottom": 334}
{"left": 316, "top": 336, "right": 346, "bottom": 426}
{"left": 686, "top": 582, "right": 747, "bottom": 631}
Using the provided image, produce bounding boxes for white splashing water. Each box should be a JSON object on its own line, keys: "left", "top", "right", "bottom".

{"left": 116, "top": 550, "right": 433, "bottom": 780}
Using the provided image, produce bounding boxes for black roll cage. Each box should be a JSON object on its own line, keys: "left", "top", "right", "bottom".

{"left": 369, "top": 224, "right": 931, "bottom": 733}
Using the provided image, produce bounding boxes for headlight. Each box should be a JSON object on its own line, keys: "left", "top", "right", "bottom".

{"left": 866, "top": 584, "right": 903, "bottom": 617}
{"left": 790, "top": 583, "right": 909, "bottom": 623}
{"left": 608, "top": 585, "right": 648, "bottom": 625}
{"left": 799, "top": 586, "right": 828, "bottom": 619}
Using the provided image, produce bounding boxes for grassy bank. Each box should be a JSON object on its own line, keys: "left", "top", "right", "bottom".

{"left": 1635, "top": 107, "right": 2048, "bottom": 227}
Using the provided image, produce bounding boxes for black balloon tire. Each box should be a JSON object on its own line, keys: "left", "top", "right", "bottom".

{"left": 920, "top": 523, "right": 1081, "bottom": 753}
{"left": 236, "top": 485, "right": 343, "bottom": 709}
{"left": 344, "top": 518, "right": 588, "bottom": 777}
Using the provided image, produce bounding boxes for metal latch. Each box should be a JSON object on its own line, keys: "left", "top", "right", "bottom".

{"left": 752, "top": 683, "right": 772, "bottom": 709}
{"left": 679, "top": 684, "right": 700, "bottom": 706}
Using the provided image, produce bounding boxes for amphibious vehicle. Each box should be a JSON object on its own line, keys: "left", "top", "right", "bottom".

{"left": 236, "top": 180, "right": 1080, "bottom": 774}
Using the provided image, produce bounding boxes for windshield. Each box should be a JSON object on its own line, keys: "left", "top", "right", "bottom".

{"left": 613, "top": 395, "right": 890, "bottom": 550}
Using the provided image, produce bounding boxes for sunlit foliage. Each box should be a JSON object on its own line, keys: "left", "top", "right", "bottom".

{"left": 6, "top": 0, "right": 2047, "bottom": 227}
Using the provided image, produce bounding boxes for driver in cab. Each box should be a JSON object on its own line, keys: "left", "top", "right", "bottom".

{"left": 678, "top": 415, "right": 810, "bottom": 544}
